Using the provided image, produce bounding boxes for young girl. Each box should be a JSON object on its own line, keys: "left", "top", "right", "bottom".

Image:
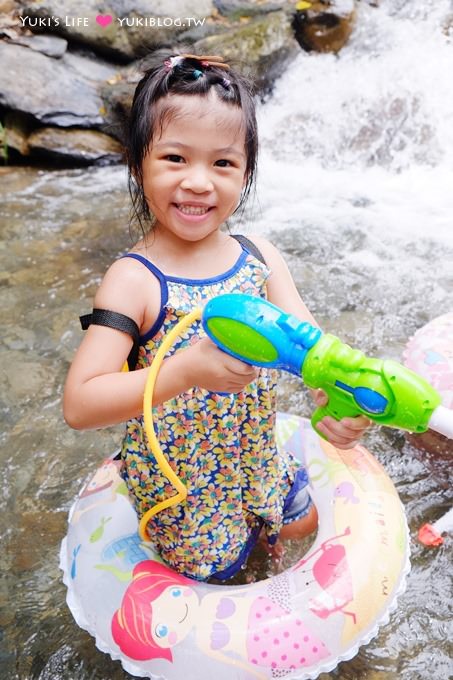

{"left": 63, "top": 51, "right": 370, "bottom": 581}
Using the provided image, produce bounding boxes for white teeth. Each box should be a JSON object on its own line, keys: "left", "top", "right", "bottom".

{"left": 177, "top": 204, "right": 210, "bottom": 215}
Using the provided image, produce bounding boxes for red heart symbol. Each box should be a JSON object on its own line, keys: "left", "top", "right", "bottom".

{"left": 96, "top": 14, "right": 113, "bottom": 27}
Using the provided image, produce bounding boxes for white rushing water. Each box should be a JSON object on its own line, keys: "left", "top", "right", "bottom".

{"left": 254, "top": 0, "right": 453, "bottom": 249}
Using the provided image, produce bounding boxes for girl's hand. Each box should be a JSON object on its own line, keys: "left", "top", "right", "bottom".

{"left": 312, "top": 389, "right": 371, "bottom": 449}
{"left": 184, "top": 337, "right": 259, "bottom": 393}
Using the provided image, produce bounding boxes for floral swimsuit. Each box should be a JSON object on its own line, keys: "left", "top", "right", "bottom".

{"left": 120, "top": 237, "right": 311, "bottom": 581}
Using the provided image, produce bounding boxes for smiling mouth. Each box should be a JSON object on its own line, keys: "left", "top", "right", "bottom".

{"left": 175, "top": 204, "right": 212, "bottom": 215}
{"left": 178, "top": 604, "right": 188, "bottom": 623}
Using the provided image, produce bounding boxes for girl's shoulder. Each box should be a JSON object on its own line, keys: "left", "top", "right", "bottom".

{"left": 93, "top": 255, "right": 162, "bottom": 333}
{"left": 241, "top": 235, "right": 283, "bottom": 267}
{"left": 100, "top": 254, "right": 161, "bottom": 292}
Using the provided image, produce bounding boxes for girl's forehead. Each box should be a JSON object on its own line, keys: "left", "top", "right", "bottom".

{"left": 155, "top": 93, "right": 245, "bottom": 142}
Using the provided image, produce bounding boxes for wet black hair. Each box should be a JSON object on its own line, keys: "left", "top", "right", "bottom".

{"left": 125, "top": 49, "right": 258, "bottom": 234}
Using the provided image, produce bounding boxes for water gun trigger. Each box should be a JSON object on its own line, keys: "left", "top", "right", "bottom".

{"left": 311, "top": 381, "right": 389, "bottom": 437}
{"left": 311, "top": 404, "right": 331, "bottom": 439}
{"left": 311, "top": 393, "right": 362, "bottom": 439}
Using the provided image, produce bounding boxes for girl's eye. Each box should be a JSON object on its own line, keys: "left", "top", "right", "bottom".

{"left": 215, "top": 159, "right": 232, "bottom": 167}
{"left": 155, "top": 623, "right": 168, "bottom": 638}
{"left": 171, "top": 588, "right": 181, "bottom": 598}
{"left": 165, "top": 154, "right": 184, "bottom": 163}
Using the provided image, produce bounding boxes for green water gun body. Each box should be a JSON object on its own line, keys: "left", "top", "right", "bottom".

{"left": 202, "top": 294, "right": 453, "bottom": 439}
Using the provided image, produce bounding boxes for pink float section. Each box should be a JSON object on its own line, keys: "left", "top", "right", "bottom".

{"left": 403, "top": 312, "right": 453, "bottom": 454}
{"left": 404, "top": 312, "right": 453, "bottom": 546}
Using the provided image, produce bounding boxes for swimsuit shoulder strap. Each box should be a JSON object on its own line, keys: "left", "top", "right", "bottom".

{"left": 231, "top": 234, "right": 266, "bottom": 265}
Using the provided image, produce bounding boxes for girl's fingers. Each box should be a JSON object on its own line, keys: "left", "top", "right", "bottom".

{"left": 317, "top": 428, "right": 359, "bottom": 450}
{"left": 227, "top": 358, "right": 258, "bottom": 378}
{"left": 316, "top": 415, "right": 371, "bottom": 449}
{"left": 312, "top": 389, "right": 328, "bottom": 406}
{"left": 341, "top": 415, "right": 373, "bottom": 430}
{"left": 320, "top": 415, "right": 371, "bottom": 435}
{"left": 312, "top": 390, "right": 373, "bottom": 431}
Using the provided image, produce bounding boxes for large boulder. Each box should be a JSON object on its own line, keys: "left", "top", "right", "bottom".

{"left": 2, "top": 111, "right": 34, "bottom": 157}
{"left": 0, "top": 27, "right": 67, "bottom": 57}
{"left": 214, "top": 0, "right": 290, "bottom": 20}
{"left": 192, "top": 9, "right": 300, "bottom": 93}
{"left": 27, "top": 127, "right": 123, "bottom": 164}
{"left": 18, "top": 0, "right": 215, "bottom": 61}
{"left": 0, "top": 35, "right": 124, "bottom": 164}
{"left": 0, "top": 42, "right": 114, "bottom": 127}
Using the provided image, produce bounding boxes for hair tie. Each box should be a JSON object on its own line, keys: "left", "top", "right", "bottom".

{"left": 164, "top": 55, "right": 184, "bottom": 71}
{"left": 163, "top": 53, "right": 230, "bottom": 74}
{"left": 194, "top": 54, "right": 230, "bottom": 71}
{"left": 221, "top": 77, "right": 231, "bottom": 89}
{"left": 192, "top": 69, "right": 203, "bottom": 80}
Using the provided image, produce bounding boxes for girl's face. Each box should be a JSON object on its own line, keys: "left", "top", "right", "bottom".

{"left": 150, "top": 585, "right": 198, "bottom": 648}
{"left": 142, "top": 92, "right": 247, "bottom": 243}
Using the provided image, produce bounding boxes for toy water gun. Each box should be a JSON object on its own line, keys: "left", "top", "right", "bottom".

{"left": 139, "top": 293, "right": 452, "bottom": 538}
{"left": 202, "top": 294, "right": 453, "bottom": 440}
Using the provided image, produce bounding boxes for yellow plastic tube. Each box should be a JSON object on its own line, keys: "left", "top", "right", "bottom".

{"left": 138, "top": 308, "right": 202, "bottom": 541}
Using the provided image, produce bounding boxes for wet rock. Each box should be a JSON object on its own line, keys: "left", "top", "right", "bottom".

{"left": 193, "top": 10, "right": 299, "bottom": 94}
{"left": 2, "top": 325, "right": 37, "bottom": 351}
{"left": 0, "top": 0, "right": 16, "bottom": 12}
{"left": 406, "top": 430, "right": 452, "bottom": 456}
{"left": 0, "top": 42, "right": 105, "bottom": 127}
{"left": 0, "top": 28, "right": 68, "bottom": 57}
{"left": 19, "top": 0, "right": 214, "bottom": 61}
{"left": 99, "top": 84, "right": 133, "bottom": 143}
{"left": 13, "top": 511, "right": 67, "bottom": 571}
{"left": 443, "top": 13, "right": 453, "bottom": 38}
{"left": 63, "top": 50, "right": 119, "bottom": 83}
{"left": 28, "top": 127, "right": 123, "bottom": 165}
{"left": 292, "top": 0, "right": 356, "bottom": 54}
{"left": 214, "top": 0, "right": 289, "bottom": 19}
{"left": 2, "top": 111, "right": 33, "bottom": 156}
{"left": 1, "top": 352, "right": 56, "bottom": 401}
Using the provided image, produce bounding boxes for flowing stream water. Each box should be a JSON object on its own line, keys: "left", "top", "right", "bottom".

{"left": 1, "top": 1, "right": 452, "bottom": 678}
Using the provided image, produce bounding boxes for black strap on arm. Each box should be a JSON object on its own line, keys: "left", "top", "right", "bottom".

{"left": 232, "top": 234, "right": 266, "bottom": 265}
{"left": 80, "top": 309, "right": 140, "bottom": 371}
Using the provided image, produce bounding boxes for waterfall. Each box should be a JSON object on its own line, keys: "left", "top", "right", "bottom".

{"left": 255, "top": 0, "right": 453, "bottom": 247}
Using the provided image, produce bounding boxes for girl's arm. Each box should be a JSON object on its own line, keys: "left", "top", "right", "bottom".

{"left": 249, "top": 236, "right": 371, "bottom": 449}
{"left": 63, "top": 258, "right": 257, "bottom": 430}
{"left": 249, "top": 236, "right": 318, "bottom": 324}
{"left": 63, "top": 257, "right": 186, "bottom": 428}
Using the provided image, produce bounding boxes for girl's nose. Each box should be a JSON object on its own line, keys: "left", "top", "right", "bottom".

{"left": 180, "top": 166, "right": 214, "bottom": 193}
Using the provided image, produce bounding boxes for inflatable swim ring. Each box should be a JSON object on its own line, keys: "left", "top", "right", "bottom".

{"left": 60, "top": 412, "right": 410, "bottom": 680}
{"left": 403, "top": 312, "right": 453, "bottom": 454}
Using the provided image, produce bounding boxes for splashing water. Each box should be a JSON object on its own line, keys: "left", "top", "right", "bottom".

{"left": 245, "top": 0, "right": 453, "bottom": 352}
